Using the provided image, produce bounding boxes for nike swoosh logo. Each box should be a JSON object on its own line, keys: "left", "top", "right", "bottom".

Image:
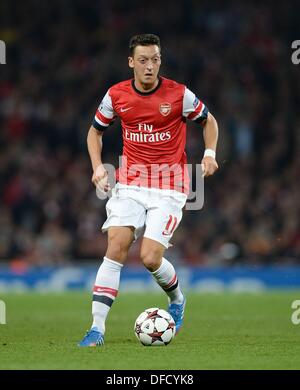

{"left": 120, "top": 107, "right": 132, "bottom": 112}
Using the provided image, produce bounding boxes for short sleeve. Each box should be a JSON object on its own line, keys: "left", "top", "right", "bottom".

{"left": 92, "top": 89, "right": 116, "bottom": 131}
{"left": 182, "top": 87, "right": 209, "bottom": 125}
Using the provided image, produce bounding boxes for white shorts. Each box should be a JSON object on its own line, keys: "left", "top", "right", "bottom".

{"left": 101, "top": 183, "right": 187, "bottom": 248}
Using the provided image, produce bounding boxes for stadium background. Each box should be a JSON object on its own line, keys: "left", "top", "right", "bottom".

{"left": 0, "top": 0, "right": 299, "bottom": 290}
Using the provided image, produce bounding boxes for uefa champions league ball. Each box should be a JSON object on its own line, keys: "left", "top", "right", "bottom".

{"left": 134, "top": 308, "right": 176, "bottom": 346}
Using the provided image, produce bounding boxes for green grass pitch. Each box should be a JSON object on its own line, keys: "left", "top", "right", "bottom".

{"left": 0, "top": 291, "right": 300, "bottom": 370}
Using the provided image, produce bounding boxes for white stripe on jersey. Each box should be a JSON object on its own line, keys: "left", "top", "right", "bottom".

{"left": 182, "top": 87, "right": 206, "bottom": 118}
{"left": 190, "top": 104, "right": 206, "bottom": 121}
{"left": 94, "top": 115, "right": 110, "bottom": 127}
{"left": 98, "top": 90, "right": 115, "bottom": 119}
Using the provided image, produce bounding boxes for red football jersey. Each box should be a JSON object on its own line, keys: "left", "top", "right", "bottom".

{"left": 92, "top": 76, "right": 208, "bottom": 194}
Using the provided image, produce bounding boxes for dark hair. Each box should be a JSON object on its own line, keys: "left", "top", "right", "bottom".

{"left": 129, "top": 34, "right": 161, "bottom": 56}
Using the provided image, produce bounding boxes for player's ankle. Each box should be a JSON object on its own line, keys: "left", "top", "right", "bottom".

{"left": 169, "top": 297, "right": 185, "bottom": 305}
{"left": 91, "top": 322, "right": 105, "bottom": 334}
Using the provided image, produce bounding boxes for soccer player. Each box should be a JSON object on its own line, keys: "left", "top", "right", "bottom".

{"left": 79, "top": 34, "right": 218, "bottom": 346}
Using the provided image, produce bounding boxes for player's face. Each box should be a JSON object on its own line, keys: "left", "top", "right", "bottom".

{"left": 128, "top": 45, "right": 161, "bottom": 88}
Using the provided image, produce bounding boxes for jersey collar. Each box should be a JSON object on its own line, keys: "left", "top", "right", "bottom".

{"left": 131, "top": 76, "right": 162, "bottom": 96}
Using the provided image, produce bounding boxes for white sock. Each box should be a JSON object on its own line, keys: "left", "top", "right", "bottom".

{"left": 150, "top": 257, "right": 184, "bottom": 304}
{"left": 92, "top": 256, "right": 123, "bottom": 334}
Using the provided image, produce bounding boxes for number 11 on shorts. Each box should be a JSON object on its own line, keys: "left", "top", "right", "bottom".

{"left": 162, "top": 215, "right": 178, "bottom": 236}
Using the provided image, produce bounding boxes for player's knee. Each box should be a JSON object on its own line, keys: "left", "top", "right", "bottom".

{"left": 106, "top": 228, "right": 133, "bottom": 262}
{"left": 140, "top": 249, "right": 163, "bottom": 272}
{"left": 106, "top": 243, "right": 128, "bottom": 262}
{"left": 106, "top": 239, "right": 130, "bottom": 262}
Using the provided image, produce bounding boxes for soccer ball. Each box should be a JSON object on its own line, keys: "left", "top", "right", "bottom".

{"left": 134, "top": 307, "right": 176, "bottom": 346}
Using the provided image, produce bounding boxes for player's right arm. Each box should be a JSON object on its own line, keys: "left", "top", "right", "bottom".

{"left": 87, "top": 89, "right": 116, "bottom": 192}
{"left": 87, "top": 126, "right": 110, "bottom": 191}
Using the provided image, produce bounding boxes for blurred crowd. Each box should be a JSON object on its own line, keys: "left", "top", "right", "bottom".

{"left": 0, "top": 0, "right": 299, "bottom": 267}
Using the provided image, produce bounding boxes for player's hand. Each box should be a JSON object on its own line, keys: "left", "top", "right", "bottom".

{"left": 92, "top": 164, "right": 111, "bottom": 192}
{"left": 201, "top": 156, "right": 218, "bottom": 177}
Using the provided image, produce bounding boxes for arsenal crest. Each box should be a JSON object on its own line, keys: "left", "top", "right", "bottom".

{"left": 159, "top": 102, "right": 172, "bottom": 116}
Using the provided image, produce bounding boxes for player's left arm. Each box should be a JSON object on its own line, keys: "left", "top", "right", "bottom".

{"left": 182, "top": 87, "right": 219, "bottom": 177}
{"left": 201, "top": 112, "right": 219, "bottom": 177}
